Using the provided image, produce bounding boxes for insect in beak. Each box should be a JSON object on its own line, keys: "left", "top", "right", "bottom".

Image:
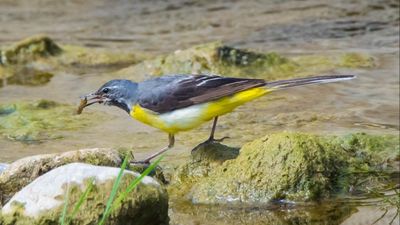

{"left": 76, "top": 92, "right": 107, "bottom": 114}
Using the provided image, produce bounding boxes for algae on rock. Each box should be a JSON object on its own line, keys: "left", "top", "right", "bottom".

{"left": 116, "top": 42, "right": 375, "bottom": 81}
{"left": 0, "top": 35, "right": 62, "bottom": 65}
{"left": 0, "top": 35, "right": 146, "bottom": 86}
{"left": 0, "top": 35, "right": 60, "bottom": 85}
{"left": 170, "top": 132, "right": 399, "bottom": 204}
{"left": 0, "top": 99, "right": 107, "bottom": 142}
{"left": 172, "top": 142, "right": 239, "bottom": 186}
{"left": 0, "top": 35, "right": 144, "bottom": 68}
{"left": 116, "top": 42, "right": 297, "bottom": 80}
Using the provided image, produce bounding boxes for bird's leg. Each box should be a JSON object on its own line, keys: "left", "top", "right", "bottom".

{"left": 133, "top": 134, "right": 175, "bottom": 164}
{"left": 206, "top": 116, "right": 229, "bottom": 143}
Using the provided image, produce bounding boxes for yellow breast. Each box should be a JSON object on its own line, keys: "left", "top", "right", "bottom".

{"left": 130, "top": 87, "right": 269, "bottom": 134}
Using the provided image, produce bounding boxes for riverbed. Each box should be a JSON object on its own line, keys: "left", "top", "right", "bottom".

{"left": 0, "top": 0, "right": 399, "bottom": 224}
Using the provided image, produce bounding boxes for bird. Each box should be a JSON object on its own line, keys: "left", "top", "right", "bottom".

{"left": 79, "top": 74, "right": 354, "bottom": 163}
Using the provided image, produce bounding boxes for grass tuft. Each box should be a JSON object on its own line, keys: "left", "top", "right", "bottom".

{"left": 59, "top": 184, "right": 70, "bottom": 225}
{"left": 98, "top": 155, "right": 130, "bottom": 225}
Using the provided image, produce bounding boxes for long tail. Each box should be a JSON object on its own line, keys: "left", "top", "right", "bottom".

{"left": 265, "top": 75, "right": 355, "bottom": 90}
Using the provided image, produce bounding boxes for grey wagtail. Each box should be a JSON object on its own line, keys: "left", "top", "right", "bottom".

{"left": 79, "top": 74, "right": 354, "bottom": 163}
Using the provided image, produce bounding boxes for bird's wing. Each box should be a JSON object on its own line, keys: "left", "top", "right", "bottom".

{"left": 137, "top": 74, "right": 266, "bottom": 114}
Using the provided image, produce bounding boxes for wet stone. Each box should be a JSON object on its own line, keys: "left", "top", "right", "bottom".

{"left": 0, "top": 163, "right": 169, "bottom": 225}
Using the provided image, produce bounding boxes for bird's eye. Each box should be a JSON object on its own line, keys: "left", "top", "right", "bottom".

{"left": 102, "top": 88, "right": 110, "bottom": 93}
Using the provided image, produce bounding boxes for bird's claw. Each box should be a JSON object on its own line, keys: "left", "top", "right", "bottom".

{"left": 130, "top": 160, "right": 150, "bottom": 166}
{"left": 129, "top": 151, "right": 151, "bottom": 165}
{"left": 206, "top": 136, "right": 230, "bottom": 143}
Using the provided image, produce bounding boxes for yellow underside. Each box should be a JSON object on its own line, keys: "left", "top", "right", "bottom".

{"left": 130, "top": 87, "right": 270, "bottom": 134}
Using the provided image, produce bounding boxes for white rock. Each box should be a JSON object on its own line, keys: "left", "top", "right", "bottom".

{"left": 0, "top": 163, "right": 8, "bottom": 174}
{"left": 0, "top": 148, "right": 122, "bottom": 206}
{"left": 2, "top": 163, "right": 161, "bottom": 218}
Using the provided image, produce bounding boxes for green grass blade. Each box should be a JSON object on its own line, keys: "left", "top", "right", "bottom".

{"left": 59, "top": 184, "right": 70, "bottom": 225}
{"left": 112, "top": 155, "right": 164, "bottom": 210}
{"left": 97, "top": 155, "right": 129, "bottom": 225}
{"left": 65, "top": 177, "right": 95, "bottom": 224}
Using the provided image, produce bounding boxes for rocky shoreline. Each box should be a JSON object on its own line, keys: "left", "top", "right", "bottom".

{"left": 0, "top": 131, "right": 398, "bottom": 224}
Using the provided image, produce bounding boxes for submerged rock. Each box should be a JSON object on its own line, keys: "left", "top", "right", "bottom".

{"left": 0, "top": 163, "right": 169, "bottom": 225}
{"left": 0, "top": 99, "right": 107, "bottom": 142}
{"left": 0, "top": 148, "right": 123, "bottom": 206}
{"left": 171, "top": 132, "right": 399, "bottom": 204}
{"left": 116, "top": 42, "right": 375, "bottom": 81}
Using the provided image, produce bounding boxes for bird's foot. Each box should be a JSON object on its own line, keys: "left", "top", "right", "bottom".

{"left": 130, "top": 159, "right": 150, "bottom": 166}
{"left": 206, "top": 136, "right": 230, "bottom": 144}
{"left": 192, "top": 136, "right": 230, "bottom": 153}
{"left": 129, "top": 151, "right": 151, "bottom": 166}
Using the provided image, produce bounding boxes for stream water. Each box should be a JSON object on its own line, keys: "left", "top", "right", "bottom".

{"left": 0, "top": 0, "right": 399, "bottom": 224}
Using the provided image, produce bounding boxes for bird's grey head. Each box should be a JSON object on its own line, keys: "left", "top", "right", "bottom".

{"left": 82, "top": 79, "right": 138, "bottom": 113}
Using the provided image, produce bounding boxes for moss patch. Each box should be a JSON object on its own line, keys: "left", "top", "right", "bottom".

{"left": 0, "top": 100, "right": 107, "bottom": 143}
{"left": 170, "top": 132, "right": 399, "bottom": 204}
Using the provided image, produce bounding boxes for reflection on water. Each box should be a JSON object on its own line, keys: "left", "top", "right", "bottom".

{"left": 170, "top": 200, "right": 357, "bottom": 225}
{"left": 0, "top": 0, "right": 398, "bottom": 224}
{"left": 170, "top": 193, "right": 400, "bottom": 225}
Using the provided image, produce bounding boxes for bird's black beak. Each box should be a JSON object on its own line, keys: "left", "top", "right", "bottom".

{"left": 84, "top": 92, "right": 106, "bottom": 105}
{"left": 76, "top": 92, "right": 108, "bottom": 114}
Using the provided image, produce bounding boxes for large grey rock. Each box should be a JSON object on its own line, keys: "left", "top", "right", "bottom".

{"left": 0, "top": 148, "right": 123, "bottom": 206}
{"left": 0, "top": 163, "right": 169, "bottom": 225}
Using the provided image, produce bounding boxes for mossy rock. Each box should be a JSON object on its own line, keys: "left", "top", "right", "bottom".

{"left": 0, "top": 35, "right": 62, "bottom": 65}
{"left": 0, "top": 100, "right": 108, "bottom": 143}
{"left": 170, "top": 132, "right": 399, "bottom": 204}
{"left": 0, "top": 35, "right": 148, "bottom": 86}
{"left": 116, "top": 42, "right": 297, "bottom": 80}
{"left": 0, "top": 35, "right": 146, "bottom": 69}
{"left": 116, "top": 42, "right": 375, "bottom": 81}
{"left": 0, "top": 163, "right": 169, "bottom": 225}
{"left": 172, "top": 142, "right": 239, "bottom": 184}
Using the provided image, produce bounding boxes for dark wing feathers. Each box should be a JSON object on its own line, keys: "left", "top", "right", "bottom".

{"left": 137, "top": 75, "right": 265, "bottom": 113}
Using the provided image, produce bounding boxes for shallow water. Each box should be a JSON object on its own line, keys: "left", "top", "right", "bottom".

{"left": 0, "top": 0, "right": 399, "bottom": 224}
